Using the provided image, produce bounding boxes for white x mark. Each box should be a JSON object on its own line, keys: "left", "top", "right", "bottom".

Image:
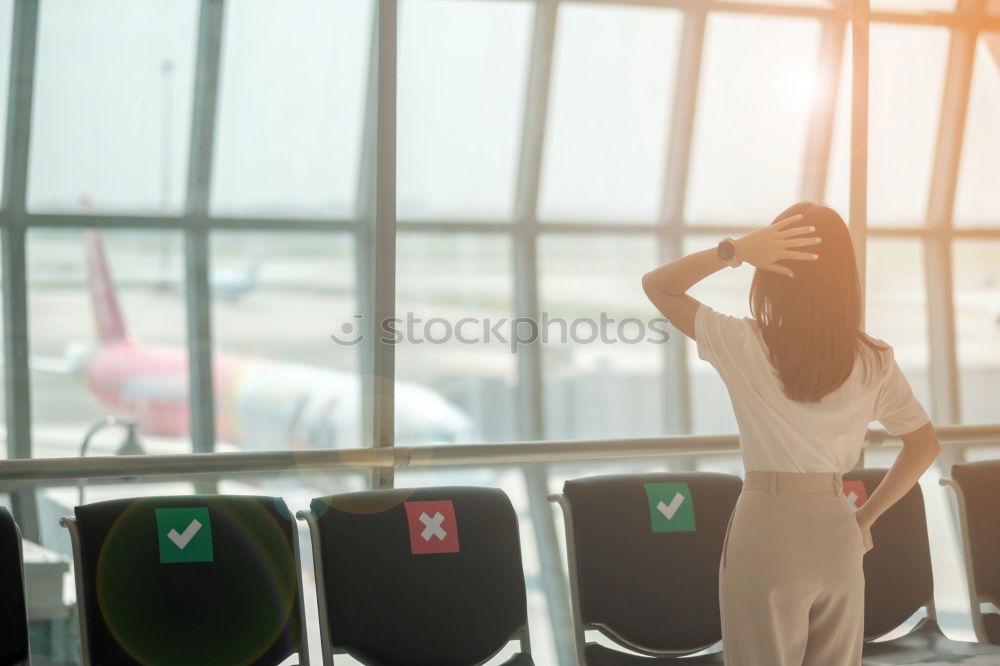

{"left": 419, "top": 512, "right": 446, "bottom": 541}
{"left": 657, "top": 492, "right": 685, "bottom": 520}
{"left": 846, "top": 491, "right": 860, "bottom": 511}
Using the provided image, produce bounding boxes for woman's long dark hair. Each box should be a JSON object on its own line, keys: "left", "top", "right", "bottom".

{"left": 749, "top": 202, "right": 887, "bottom": 403}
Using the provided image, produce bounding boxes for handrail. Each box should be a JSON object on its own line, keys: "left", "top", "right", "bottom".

{"left": 0, "top": 424, "right": 997, "bottom": 485}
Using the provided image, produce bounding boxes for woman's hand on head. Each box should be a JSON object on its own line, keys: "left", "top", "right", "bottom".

{"left": 735, "top": 214, "right": 822, "bottom": 278}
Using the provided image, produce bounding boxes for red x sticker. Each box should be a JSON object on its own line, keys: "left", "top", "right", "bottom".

{"left": 843, "top": 480, "right": 868, "bottom": 511}
{"left": 404, "top": 500, "right": 460, "bottom": 555}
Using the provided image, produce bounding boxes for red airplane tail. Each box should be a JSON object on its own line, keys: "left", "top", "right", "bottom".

{"left": 83, "top": 229, "right": 130, "bottom": 343}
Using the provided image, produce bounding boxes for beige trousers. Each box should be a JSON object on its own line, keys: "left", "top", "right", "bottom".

{"left": 719, "top": 471, "right": 866, "bottom": 666}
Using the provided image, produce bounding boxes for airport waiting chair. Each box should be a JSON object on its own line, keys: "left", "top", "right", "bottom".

{"left": 840, "top": 468, "right": 1000, "bottom": 663}
{"left": 61, "top": 495, "right": 309, "bottom": 666}
{"left": 549, "top": 472, "right": 742, "bottom": 666}
{"left": 299, "top": 486, "right": 533, "bottom": 666}
{"left": 0, "top": 507, "right": 30, "bottom": 666}
{"left": 941, "top": 460, "right": 1000, "bottom": 645}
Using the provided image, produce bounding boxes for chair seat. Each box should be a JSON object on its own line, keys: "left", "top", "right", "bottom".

{"left": 862, "top": 617, "right": 1000, "bottom": 664}
{"left": 584, "top": 642, "right": 725, "bottom": 665}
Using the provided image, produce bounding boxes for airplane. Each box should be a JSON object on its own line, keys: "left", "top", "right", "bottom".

{"left": 61, "top": 229, "right": 476, "bottom": 452}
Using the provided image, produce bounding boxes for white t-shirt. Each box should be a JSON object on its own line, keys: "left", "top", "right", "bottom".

{"left": 694, "top": 303, "right": 931, "bottom": 473}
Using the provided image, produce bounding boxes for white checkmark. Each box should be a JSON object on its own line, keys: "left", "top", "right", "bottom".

{"left": 846, "top": 491, "right": 860, "bottom": 511}
{"left": 167, "top": 519, "right": 202, "bottom": 550}
{"left": 657, "top": 492, "right": 685, "bottom": 520}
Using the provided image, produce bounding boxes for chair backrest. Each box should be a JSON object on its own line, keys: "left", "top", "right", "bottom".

{"left": 0, "top": 507, "right": 30, "bottom": 666}
{"left": 305, "top": 486, "right": 530, "bottom": 666}
{"left": 950, "top": 460, "right": 1000, "bottom": 644}
{"left": 558, "top": 471, "right": 742, "bottom": 655}
{"left": 843, "top": 468, "right": 934, "bottom": 640}
{"left": 66, "top": 495, "right": 304, "bottom": 666}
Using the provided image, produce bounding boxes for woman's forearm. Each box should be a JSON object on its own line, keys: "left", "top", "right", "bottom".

{"left": 856, "top": 424, "right": 940, "bottom": 527}
{"left": 641, "top": 248, "right": 727, "bottom": 296}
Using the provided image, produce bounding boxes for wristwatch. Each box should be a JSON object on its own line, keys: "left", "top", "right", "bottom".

{"left": 717, "top": 237, "right": 742, "bottom": 268}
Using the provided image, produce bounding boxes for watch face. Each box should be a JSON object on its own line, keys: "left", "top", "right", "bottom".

{"left": 718, "top": 241, "right": 735, "bottom": 260}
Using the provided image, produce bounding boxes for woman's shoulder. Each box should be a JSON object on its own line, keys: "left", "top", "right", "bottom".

{"left": 857, "top": 332, "right": 896, "bottom": 381}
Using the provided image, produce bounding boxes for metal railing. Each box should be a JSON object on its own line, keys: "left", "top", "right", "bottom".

{"left": 1, "top": 424, "right": 997, "bottom": 486}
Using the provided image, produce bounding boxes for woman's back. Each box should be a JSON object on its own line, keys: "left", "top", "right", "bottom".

{"left": 695, "top": 302, "right": 930, "bottom": 474}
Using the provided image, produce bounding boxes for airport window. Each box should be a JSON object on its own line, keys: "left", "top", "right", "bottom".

{"left": 865, "top": 238, "right": 932, "bottom": 407}
{"left": 826, "top": 24, "right": 950, "bottom": 226}
{"left": 953, "top": 240, "right": 1000, "bottom": 424}
{"left": 954, "top": 34, "right": 1000, "bottom": 227}
{"left": 538, "top": 3, "right": 681, "bottom": 223}
{"left": 396, "top": 0, "right": 533, "bottom": 221}
{"left": 210, "top": 231, "right": 359, "bottom": 451}
{"left": 395, "top": 231, "right": 516, "bottom": 443}
{"left": 687, "top": 14, "right": 820, "bottom": 224}
{"left": 210, "top": 0, "right": 373, "bottom": 218}
{"left": 27, "top": 0, "right": 199, "bottom": 215}
{"left": 538, "top": 234, "right": 665, "bottom": 438}
{"left": 27, "top": 229, "right": 188, "bottom": 457}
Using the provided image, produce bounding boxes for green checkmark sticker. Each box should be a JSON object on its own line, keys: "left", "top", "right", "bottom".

{"left": 155, "top": 507, "right": 213, "bottom": 564}
{"left": 645, "top": 482, "right": 696, "bottom": 533}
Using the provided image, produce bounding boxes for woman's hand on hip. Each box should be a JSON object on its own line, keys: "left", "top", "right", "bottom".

{"left": 734, "top": 214, "right": 822, "bottom": 278}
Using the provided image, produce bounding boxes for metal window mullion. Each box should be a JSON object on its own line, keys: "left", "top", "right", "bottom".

{"left": 512, "top": 0, "right": 557, "bottom": 443}
{"left": 1, "top": 0, "right": 40, "bottom": 540}
{"left": 849, "top": 0, "right": 870, "bottom": 323}
{"left": 801, "top": 17, "right": 847, "bottom": 203}
{"left": 656, "top": 8, "right": 706, "bottom": 435}
{"left": 363, "top": 0, "right": 397, "bottom": 490}
{"left": 922, "top": 5, "right": 981, "bottom": 424}
{"left": 511, "top": 3, "right": 578, "bottom": 665}
{"left": 354, "top": 3, "right": 380, "bottom": 489}
{"left": 183, "top": 0, "right": 225, "bottom": 457}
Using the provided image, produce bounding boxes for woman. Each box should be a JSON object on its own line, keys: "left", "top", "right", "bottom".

{"left": 641, "top": 202, "right": 939, "bottom": 666}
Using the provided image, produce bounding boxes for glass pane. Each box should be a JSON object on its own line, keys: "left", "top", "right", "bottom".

{"left": 538, "top": 4, "right": 681, "bottom": 223}
{"left": 0, "top": 0, "right": 13, "bottom": 197}
{"left": 29, "top": 229, "right": 189, "bottom": 458}
{"left": 539, "top": 235, "right": 667, "bottom": 439}
{"left": 211, "top": 232, "right": 360, "bottom": 450}
{"left": 865, "top": 239, "right": 931, "bottom": 410}
{"left": 953, "top": 240, "right": 1000, "bottom": 423}
{"left": 28, "top": 0, "right": 198, "bottom": 215}
{"left": 683, "top": 237, "right": 754, "bottom": 433}
{"left": 397, "top": 0, "right": 532, "bottom": 221}
{"left": 686, "top": 14, "right": 820, "bottom": 224}
{"left": 827, "top": 25, "right": 949, "bottom": 226}
{"left": 395, "top": 233, "right": 513, "bottom": 443}
{"left": 955, "top": 35, "right": 1000, "bottom": 227}
{"left": 211, "top": 0, "right": 372, "bottom": 218}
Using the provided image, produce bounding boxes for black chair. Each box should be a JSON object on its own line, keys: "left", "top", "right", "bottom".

{"left": 549, "top": 472, "right": 742, "bottom": 665}
{"left": 61, "top": 495, "right": 308, "bottom": 665}
{"left": 941, "top": 460, "right": 1000, "bottom": 645}
{"left": 841, "top": 468, "right": 1000, "bottom": 663}
{"left": 0, "top": 506, "right": 30, "bottom": 666}
{"left": 299, "top": 486, "right": 533, "bottom": 666}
